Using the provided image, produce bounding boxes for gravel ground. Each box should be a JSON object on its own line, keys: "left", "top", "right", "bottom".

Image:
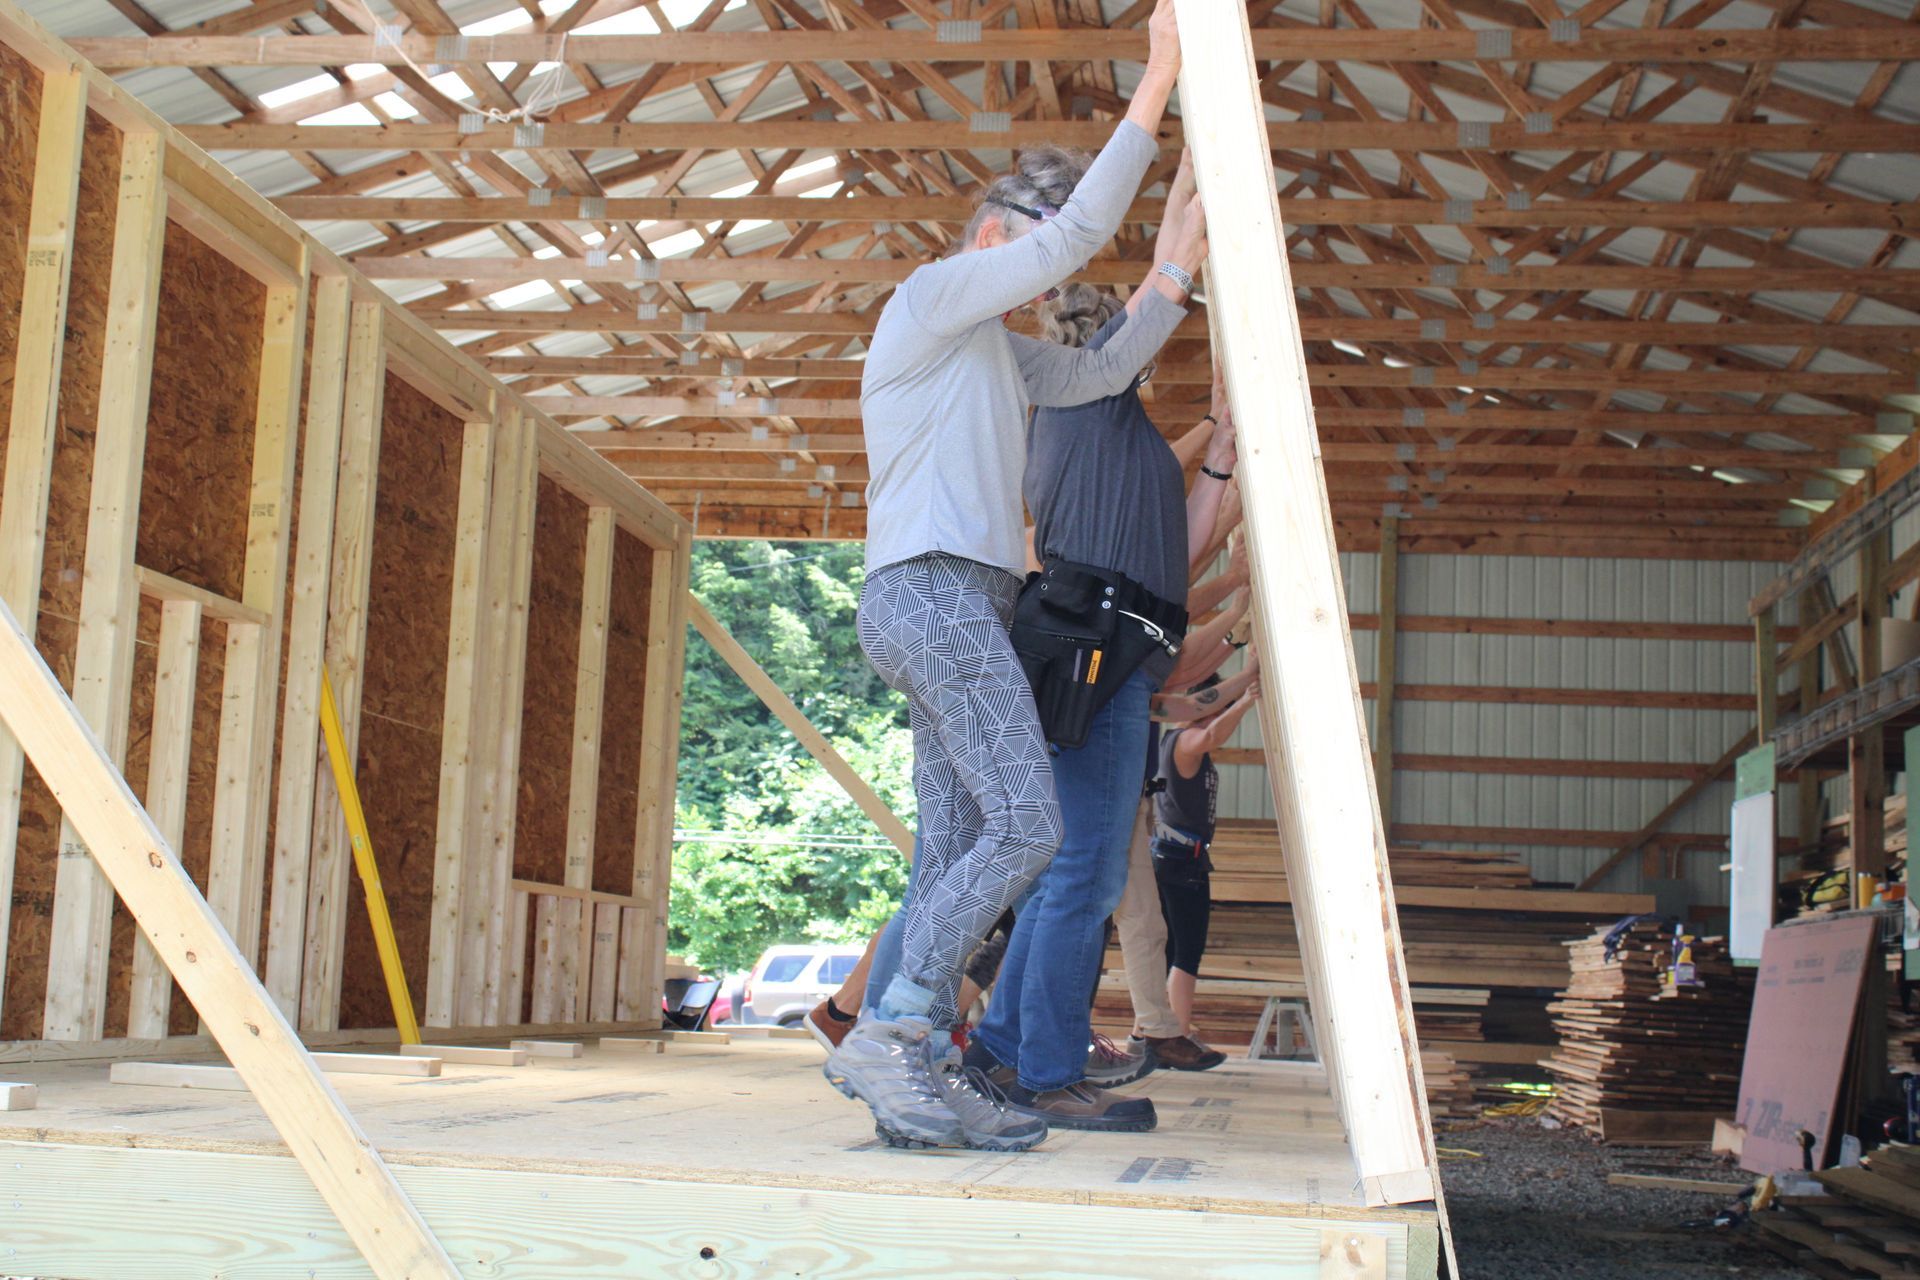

{"left": 1439, "top": 1116, "right": 1809, "bottom": 1279}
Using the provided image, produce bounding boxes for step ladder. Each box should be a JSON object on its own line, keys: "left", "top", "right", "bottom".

{"left": 1247, "top": 996, "right": 1321, "bottom": 1064}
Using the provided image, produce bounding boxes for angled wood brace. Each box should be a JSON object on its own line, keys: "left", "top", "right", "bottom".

{"left": 0, "top": 596, "right": 460, "bottom": 1280}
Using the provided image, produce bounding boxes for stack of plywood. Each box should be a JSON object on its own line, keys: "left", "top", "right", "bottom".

{"left": 1543, "top": 922, "right": 1754, "bottom": 1132}
{"left": 1757, "top": 1144, "right": 1920, "bottom": 1276}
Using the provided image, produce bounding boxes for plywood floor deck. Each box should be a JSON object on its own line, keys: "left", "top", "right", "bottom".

{"left": 0, "top": 1038, "right": 1442, "bottom": 1278}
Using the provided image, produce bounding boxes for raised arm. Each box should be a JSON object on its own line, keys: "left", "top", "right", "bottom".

{"left": 1153, "top": 650, "right": 1259, "bottom": 722}
{"left": 1185, "top": 368, "right": 1238, "bottom": 570}
{"left": 1186, "top": 534, "right": 1247, "bottom": 616}
{"left": 903, "top": 1, "right": 1183, "bottom": 335}
{"left": 1161, "top": 590, "right": 1249, "bottom": 691}
{"left": 1007, "top": 289, "right": 1187, "bottom": 407}
{"left": 1171, "top": 686, "right": 1262, "bottom": 776}
{"left": 1127, "top": 147, "right": 1207, "bottom": 318}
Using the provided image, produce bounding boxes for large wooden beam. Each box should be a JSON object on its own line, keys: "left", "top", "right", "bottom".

{"left": 263, "top": 274, "right": 352, "bottom": 1018}
{"left": 0, "top": 596, "right": 459, "bottom": 1276}
{"left": 275, "top": 193, "right": 1920, "bottom": 231}
{"left": 625, "top": 529, "right": 691, "bottom": 1025}
{"left": 0, "top": 65, "right": 86, "bottom": 1031}
{"left": 80, "top": 26, "right": 1920, "bottom": 66}
{"left": 300, "top": 301, "right": 386, "bottom": 1033}
{"left": 1177, "top": 0, "right": 1439, "bottom": 1214}
{"left": 205, "top": 273, "right": 311, "bottom": 977}
{"left": 425, "top": 414, "right": 497, "bottom": 1028}
{"left": 383, "top": 254, "right": 1920, "bottom": 299}
{"left": 573, "top": 433, "right": 1863, "bottom": 472}
{"left": 42, "top": 130, "right": 169, "bottom": 1042}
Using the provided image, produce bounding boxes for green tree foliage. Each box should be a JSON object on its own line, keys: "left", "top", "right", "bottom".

{"left": 670, "top": 541, "right": 914, "bottom": 973}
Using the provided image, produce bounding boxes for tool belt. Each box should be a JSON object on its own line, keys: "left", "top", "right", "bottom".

{"left": 1010, "top": 558, "right": 1186, "bottom": 750}
{"left": 1149, "top": 819, "right": 1213, "bottom": 888}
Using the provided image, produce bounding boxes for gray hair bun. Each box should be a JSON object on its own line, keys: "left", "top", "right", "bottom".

{"left": 961, "top": 144, "right": 1095, "bottom": 245}
{"left": 1040, "top": 283, "right": 1124, "bottom": 349}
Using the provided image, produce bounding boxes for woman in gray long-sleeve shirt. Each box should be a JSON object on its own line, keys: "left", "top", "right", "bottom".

{"left": 820, "top": 0, "right": 1201, "bottom": 1157}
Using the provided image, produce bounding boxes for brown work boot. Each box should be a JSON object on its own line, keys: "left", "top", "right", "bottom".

{"left": 806, "top": 999, "right": 856, "bottom": 1051}
{"left": 1134, "top": 1033, "right": 1226, "bottom": 1072}
{"left": 1003, "top": 1079, "right": 1158, "bottom": 1133}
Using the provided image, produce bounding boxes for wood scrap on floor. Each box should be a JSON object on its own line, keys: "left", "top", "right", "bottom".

{"left": 1543, "top": 921, "right": 1753, "bottom": 1133}
{"left": 1754, "top": 1148, "right": 1920, "bottom": 1279}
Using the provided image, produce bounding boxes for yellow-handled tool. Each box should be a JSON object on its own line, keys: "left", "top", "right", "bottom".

{"left": 318, "top": 670, "right": 421, "bottom": 1045}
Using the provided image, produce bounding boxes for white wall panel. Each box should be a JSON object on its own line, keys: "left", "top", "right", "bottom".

{"left": 1216, "top": 553, "right": 1790, "bottom": 909}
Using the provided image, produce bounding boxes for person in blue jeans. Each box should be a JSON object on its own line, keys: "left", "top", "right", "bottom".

{"left": 960, "top": 274, "right": 1243, "bottom": 1131}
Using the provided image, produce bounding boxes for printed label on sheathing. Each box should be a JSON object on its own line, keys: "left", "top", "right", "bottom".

{"left": 1166, "top": 1109, "right": 1232, "bottom": 1133}
{"left": 1117, "top": 1157, "right": 1213, "bottom": 1184}
{"left": 1187, "top": 1097, "right": 1235, "bottom": 1108}
{"left": 401, "top": 1074, "right": 508, "bottom": 1087}
{"left": 399, "top": 1109, "right": 539, "bottom": 1130}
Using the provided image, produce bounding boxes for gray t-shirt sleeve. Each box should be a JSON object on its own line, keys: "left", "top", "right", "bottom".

{"left": 1005, "top": 289, "right": 1188, "bottom": 407}
{"left": 899, "top": 121, "right": 1161, "bottom": 337}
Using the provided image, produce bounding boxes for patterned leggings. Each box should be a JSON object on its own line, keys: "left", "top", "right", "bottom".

{"left": 858, "top": 554, "right": 1063, "bottom": 1029}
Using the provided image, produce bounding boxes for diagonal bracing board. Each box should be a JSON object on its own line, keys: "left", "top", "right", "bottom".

{"left": 1172, "top": 0, "right": 1451, "bottom": 1243}
{"left": 0, "top": 596, "right": 459, "bottom": 1279}
{"left": 688, "top": 594, "right": 915, "bottom": 855}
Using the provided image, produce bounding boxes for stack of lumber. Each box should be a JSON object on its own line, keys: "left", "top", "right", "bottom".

{"left": 1420, "top": 1049, "right": 1477, "bottom": 1122}
{"left": 1186, "top": 905, "right": 1601, "bottom": 990}
{"left": 1891, "top": 988, "right": 1920, "bottom": 1075}
{"left": 1210, "top": 820, "right": 1533, "bottom": 893}
{"left": 1543, "top": 922, "right": 1754, "bottom": 1132}
{"left": 1755, "top": 1145, "right": 1920, "bottom": 1278}
{"left": 1091, "top": 977, "right": 1487, "bottom": 1055}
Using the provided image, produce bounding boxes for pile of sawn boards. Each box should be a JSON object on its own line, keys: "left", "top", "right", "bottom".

{"left": 1543, "top": 921, "right": 1754, "bottom": 1131}
{"left": 1756, "top": 1144, "right": 1920, "bottom": 1277}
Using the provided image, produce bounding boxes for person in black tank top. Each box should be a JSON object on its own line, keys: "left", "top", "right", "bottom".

{"left": 1150, "top": 682, "right": 1260, "bottom": 1048}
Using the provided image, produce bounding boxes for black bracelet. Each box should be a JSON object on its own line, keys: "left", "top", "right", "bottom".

{"left": 1200, "top": 464, "right": 1234, "bottom": 481}
{"left": 1200, "top": 414, "right": 1218, "bottom": 427}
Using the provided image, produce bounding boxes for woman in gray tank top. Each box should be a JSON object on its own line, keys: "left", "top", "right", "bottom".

{"left": 824, "top": 0, "right": 1196, "bottom": 1156}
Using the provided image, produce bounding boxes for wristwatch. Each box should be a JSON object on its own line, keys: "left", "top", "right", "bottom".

{"left": 1158, "top": 261, "right": 1194, "bottom": 295}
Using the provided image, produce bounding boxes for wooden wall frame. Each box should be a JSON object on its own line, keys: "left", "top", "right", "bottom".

{"left": 0, "top": 4, "right": 691, "bottom": 1269}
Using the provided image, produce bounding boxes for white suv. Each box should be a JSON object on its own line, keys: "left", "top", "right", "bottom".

{"left": 738, "top": 944, "right": 864, "bottom": 1026}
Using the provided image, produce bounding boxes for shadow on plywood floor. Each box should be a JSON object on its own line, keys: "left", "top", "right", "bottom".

{"left": 1440, "top": 1117, "right": 1811, "bottom": 1278}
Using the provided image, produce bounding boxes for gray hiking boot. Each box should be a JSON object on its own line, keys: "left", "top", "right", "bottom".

{"left": 821, "top": 1012, "right": 966, "bottom": 1150}
{"left": 1085, "top": 1032, "right": 1152, "bottom": 1087}
{"left": 929, "top": 1041, "right": 1049, "bottom": 1153}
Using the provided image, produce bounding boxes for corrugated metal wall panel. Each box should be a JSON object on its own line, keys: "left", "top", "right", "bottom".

{"left": 1213, "top": 554, "right": 1791, "bottom": 909}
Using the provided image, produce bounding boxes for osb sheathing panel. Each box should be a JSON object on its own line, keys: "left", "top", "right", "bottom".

{"left": 0, "top": 52, "right": 270, "bottom": 1037}
{"left": 338, "top": 372, "right": 458, "bottom": 1030}
{"left": 592, "top": 529, "right": 652, "bottom": 897}
{"left": 0, "top": 57, "right": 119, "bottom": 1040}
{"left": 515, "top": 476, "right": 587, "bottom": 892}
{"left": 108, "top": 226, "right": 267, "bottom": 1036}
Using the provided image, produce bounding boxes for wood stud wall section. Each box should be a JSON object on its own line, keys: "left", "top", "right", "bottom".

{"left": 0, "top": 2, "right": 692, "bottom": 1066}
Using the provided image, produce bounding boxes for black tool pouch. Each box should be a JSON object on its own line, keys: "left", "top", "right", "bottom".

{"left": 1009, "top": 561, "right": 1120, "bottom": 750}
{"left": 1150, "top": 826, "right": 1212, "bottom": 889}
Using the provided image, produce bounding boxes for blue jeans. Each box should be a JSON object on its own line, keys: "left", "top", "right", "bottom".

{"left": 973, "top": 669, "right": 1156, "bottom": 1092}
